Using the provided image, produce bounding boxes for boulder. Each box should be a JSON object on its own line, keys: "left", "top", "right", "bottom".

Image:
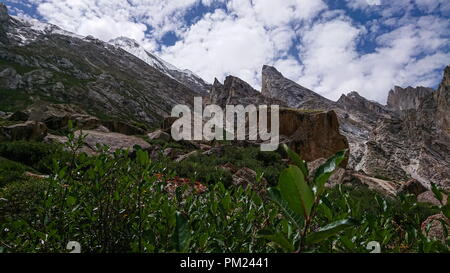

{"left": 219, "top": 162, "right": 239, "bottom": 174}
{"left": 397, "top": 179, "right": 428, "bottom": 196}
{"left": 352, "top": 173, "right": 399, "bottom": 197}
{"left": 102, "top": 120, "right": 145, "bottom": 135}
{"left": 8, "top": 110, "right": 29, "bottom": 121}
{"left": 232, "top": 167, "right": 267, "bottom": 195}
{"left": 76, "top": 130, "right": 150, "bottom": 153}
{"left": 162, "top": 148, "right": 184, "bottom": 160}
{"left": 279, "top": 109, "right": 349, "bottom": 166}
{"left": 0, "top": 121, "right": 47, "bottom": 141}
{"left": 417, "top": 191, "right": 448, "bottom": 206}
{"left": 175, "top": 151, "right": 198, "bottom": 163}
{"left": 421, "top": 214, "right": 449, "bottom": 243}
{"left": 147, "top": 129, "right": 171, "bottom": 142}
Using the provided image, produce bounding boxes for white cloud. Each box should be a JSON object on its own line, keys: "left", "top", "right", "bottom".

{"left": 293, "top": 14, "right": 450, "bottom": 103}
{"left": 160, "top": 0, "right": 327, "bottom": 87}
{"left": 12, "top": 0, "right": 450, "bottom": 103}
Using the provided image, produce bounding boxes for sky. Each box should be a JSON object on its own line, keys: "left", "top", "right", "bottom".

{"left": 4, "top": 0, "right": 450, "bottom": 103}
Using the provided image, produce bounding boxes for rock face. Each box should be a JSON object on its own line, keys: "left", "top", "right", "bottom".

{"left": 0, "top": 121, "right": 47, "bottom": 141}
{"left": 436, "top": 66, "right": 450, "bottom": 137}
{"left": 421, "top": 214, "right": 449, "bottom": 242}
{"left": 109, "top": 37, "right": 211, "bottom": 96}
{"left": 278, "top": 109, "right": 349, "bottom": 165}
{"left": 76, "top": 130, "right": 151, "bottom": 154}
{"left": 260, "top": 65, "right": 450, "bottom": 190}
{"left": 387, "top": 86, "right": 434, "bottom": 112}
{"left": 232, "top": 167, "right": 268, "bottom": 195}
{"left": 209, "top": 76, "right": 283, "bottom": 107}
{"left": 262, "top": 65, "right": 333, "bottom": 109}
{"left": 0, "top": 3, "right": 9, "bottom": 44}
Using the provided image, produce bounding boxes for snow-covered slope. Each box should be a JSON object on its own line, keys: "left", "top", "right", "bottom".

{"left": 7, "top": 16, "right": 83, "bottom": 45}
{"left": 109, "top": 37, "right": 210, "bottom": 95}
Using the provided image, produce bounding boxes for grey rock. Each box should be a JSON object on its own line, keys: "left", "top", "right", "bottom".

{"left": 387, "top": 86, "right": 434, "bottom": 112}
{"left": 147, "top": 129, "right": 171, "bottom": 142}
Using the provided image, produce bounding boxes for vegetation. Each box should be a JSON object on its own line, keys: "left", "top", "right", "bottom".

{"left": 0, "top": 130, "right": 448, "bottom": 253}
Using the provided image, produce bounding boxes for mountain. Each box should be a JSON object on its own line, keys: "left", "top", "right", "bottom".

{"left": 261, "top": 65, "right": 334, "bottom": 109}
{"left": 1, "top": 4, "right": 449, "bottom": 190}
{"left": 109, "top": 37, "right": 210, "bottom": 96}
{"left": 387, "top": 86, "right": 434, "bottom": 112}
{"left": 0, "top": 5, "right": 199, "bottom": 126}
{"left": 259, "top": 65, "right": 450, "bottom": 189}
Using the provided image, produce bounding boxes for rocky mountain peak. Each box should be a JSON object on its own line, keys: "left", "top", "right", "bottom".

{"left": 261, "top": 65, "right": 333, "bottom": 109}
{"left": 436, "top": 66, "right": 450, "bottom": 137}
{"left": 387, "top": 86, "right": 434, "bottom": 112}
{"left": 262, "top": 65, "right": 283, "bottom": 78}
{"left": 109, "top": 36, "right": 210, "bottom": 95}
{"left": 0, "top": 3, "right": 9, "bottom": 44}
{"left": 338, "top": 91, "right": 390, "bottom": 117}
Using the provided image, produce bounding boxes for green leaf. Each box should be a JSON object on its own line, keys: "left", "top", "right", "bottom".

{"left": 174, "top": 212, "right": 191, "bottom": 252}
{"left": 431, "top": 184, "right": 443, "bottom": 203}
{"left": 442, "top": 204, "right": 450, "bottom": 219}
{"left": 279, "top": 165, "right": 314, "bottom": 218}
{"left": 268, "top": 187, "right": 304, "bottom": 228}
{"left": 305, "top": 218, "right": 358, "bottom": 245}
{"left": 136, "top": 149, "right": 149, "bottom": 166}
{"left": 282, "top": 144, "right": 308, "bottom": 177}
{"left": 258, "top": 230, "right": 295, "bottom": 252}
{"left": 313, "top": 150, "right": 347, "bottom": 195}
{"left": 66, "top": 196, "right": 76, "bottom": 206}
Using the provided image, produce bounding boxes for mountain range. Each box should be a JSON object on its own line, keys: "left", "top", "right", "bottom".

{"left": 0, "top": 3, "right": 449, "bottom": 192}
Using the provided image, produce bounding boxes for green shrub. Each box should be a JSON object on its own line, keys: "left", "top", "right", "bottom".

{"left": 170, "top": 146, "right": 286, "bottom": 186}
{"left": 0, "top": 157, "right": 28, "bottom": 187}
{"left": 0, "top": 141, "right": 70, "bottom": 174}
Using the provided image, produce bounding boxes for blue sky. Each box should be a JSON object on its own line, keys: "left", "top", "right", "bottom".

{"left": 4, "top": 0, "right": 450, "bottom": 103}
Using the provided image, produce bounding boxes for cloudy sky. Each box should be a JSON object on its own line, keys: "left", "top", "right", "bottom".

{"left": 4, "top": 0, "right": 450, "bottom": 103}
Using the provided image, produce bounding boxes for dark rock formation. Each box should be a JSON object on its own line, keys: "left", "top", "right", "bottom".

{"left": 278, "top": 108, "right": 349, "bottom": 166}
{"left": 0, "top": 121, "right": 47, "bottom": 141}
{"left": 209, "top": 75, "right": 283, "bottom": 107}
{"left": 262, "top": 65, "right": 333, "bottom": 109}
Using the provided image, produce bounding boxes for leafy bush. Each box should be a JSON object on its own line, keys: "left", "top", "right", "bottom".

{"left": 0, "top": 134, "right": 448, "bottom": 253}
{"left": 0, "top": 157, "right": 28, "bottom": 187}
{"left": 0, "top": 141, "right": 71, "bottom": 174}
{"left": 168, "top": 160, "right": 233, "bottom": 186}
{"left": 170, "top": 146, "right": 286, "bottom": 186}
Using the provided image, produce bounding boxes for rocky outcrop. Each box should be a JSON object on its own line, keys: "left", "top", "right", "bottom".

{"left": 76, "top": 130, "right": 151, "bottom": 154}
{"left": 436, "top": 66, "right": 450, "bottom": 137}
{"left": 232, "top": 167, "right": 268, "bottom": 195}
{"left": 278, "top": 108, "right": 349, "bottom": 165}
{"left": 352, "top": 173, "right": 399, "bottom": 197}
{"left": 397, "top": 179, "right": 428, "bottom": 196}
{"left": 421, "top": 214, "right": 449, "bottom": 243}
{"left": 209, "top": 76, "right": 282, "bottom": 107}
{"left": 338, "top": 91, "right": 391, "bottom": 121}
{"left": 0, "top": 121, "right": 47, "bottom": 141}
{"left": 147, "top": 129, "right": 171, "bottom": 142}
{"left": 387, "top": 86, "right": 434, "bottom": 112}
{"left": 417, "top": 191, "right": 448, "bottom": 207}
{"left": 262, "top": 65, "right": 333, "bottom": 109}
{"left": 0, "top": 3, "right": 9, "bottom": 44}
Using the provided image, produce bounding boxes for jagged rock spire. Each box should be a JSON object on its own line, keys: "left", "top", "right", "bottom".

{"left": 0, "top": 3, "right": 10, "bottom": 45}
{"left": 0, "top": 3, "right": 8, "bottom": 23}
